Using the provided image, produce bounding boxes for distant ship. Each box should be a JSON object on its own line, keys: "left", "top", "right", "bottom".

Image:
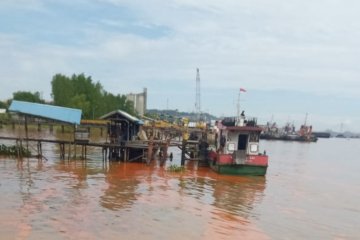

{"left": 260, "top": 121, "right": 318, "bottom": 142}
{"left": 312, "top": 132, "right": 331, "bottom": 138}
{"left": 335, "top": 133, "right": 346, "bottom": 138}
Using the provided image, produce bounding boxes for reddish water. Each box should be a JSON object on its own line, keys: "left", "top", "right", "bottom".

{"left": 0, "top": 126, "right": 359, "bottom": 239}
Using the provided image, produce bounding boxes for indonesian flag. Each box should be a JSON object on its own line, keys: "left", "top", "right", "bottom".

{"left": 240, "top": 88, "right": 246, "bottom": 92}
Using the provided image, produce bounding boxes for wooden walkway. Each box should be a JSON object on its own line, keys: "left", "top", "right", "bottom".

{"left": 0, "top": 136, "right": 182, "bottom": 163}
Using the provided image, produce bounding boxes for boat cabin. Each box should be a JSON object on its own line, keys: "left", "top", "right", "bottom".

{"left": 215, "top": 116, "right": 262, "bottom": 164}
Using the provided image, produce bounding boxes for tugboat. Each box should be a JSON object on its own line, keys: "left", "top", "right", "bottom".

{"left": 208, "top": 114, "right": 269, "bottom": 176}
{"left": 260, "top": 122, "right": 318, "bottom": 142}
{"left": 260, "top": 114, "right": 318, "bottom": 142}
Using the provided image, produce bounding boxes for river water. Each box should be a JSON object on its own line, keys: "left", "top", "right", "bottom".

{"left": 0, "top": 126, "right": 359, "bottom": 239}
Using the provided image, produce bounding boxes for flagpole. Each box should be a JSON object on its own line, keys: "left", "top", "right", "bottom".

{"left": 237, "top": 89, "right": 241, "bottom": 125}
{"left": 236, "top": 88, "right": 241, "bottom": 118}
{"left": 237, "top": 88, "right": 246, "bottom": 126}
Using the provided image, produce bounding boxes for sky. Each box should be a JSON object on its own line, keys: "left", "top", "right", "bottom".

{"left": 1, "top": 0, "right": 360, "bottom": 132}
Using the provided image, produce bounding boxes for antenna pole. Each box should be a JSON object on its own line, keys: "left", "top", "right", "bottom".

{"left": 195, "top": 68, "right": 201, "bottom": 121}
{"left": 236, "top": 89, "right": 241, "bottom": 124}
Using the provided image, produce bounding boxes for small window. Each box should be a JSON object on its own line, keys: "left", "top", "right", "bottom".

{"left": 250, "top": 144, "right": 258, "bottom": 152}
{"left": 227, "top": 142, "right": 235, "bottom": 151}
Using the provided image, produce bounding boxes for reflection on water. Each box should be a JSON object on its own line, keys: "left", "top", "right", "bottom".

{"left": 211, "top": 177, "right": 266, "bottom": 217}
{"left": 100, "top": 163, "right": 142, "bottom": 211}
{"left": 0, "top": 126, "right": 359, "bottom": 239}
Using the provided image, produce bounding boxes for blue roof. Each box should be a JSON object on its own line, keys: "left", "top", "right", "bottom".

{"left": 9, "top": 100, "right": 82, "bottom": 125}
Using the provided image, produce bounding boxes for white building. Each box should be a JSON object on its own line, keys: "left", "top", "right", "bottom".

{"left": 126, "top": 88, "right": 147, "bottom": 116}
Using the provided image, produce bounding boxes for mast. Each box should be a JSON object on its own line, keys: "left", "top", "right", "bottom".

{"left": 236, "top": 89, "right": 241, "bottom": 125}
{"left": 195, "top": 68, "right": 201, "bottom": 121}
{"left": 236, "top": 88, "right": 246, "bottom": 126}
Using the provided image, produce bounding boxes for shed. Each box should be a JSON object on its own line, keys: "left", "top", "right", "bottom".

{"left": 9, "top": 100, "right": 82, "bottom": 125}
{"left": 100, "top": 110, "right": 143, "bottom": 143}
{"left": 9, "top": 100, "right": 83, "bottom": 142}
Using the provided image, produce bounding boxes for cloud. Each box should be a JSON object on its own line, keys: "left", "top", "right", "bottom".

{"left": 1, "top": 0, "right": 360, "bottom": 130}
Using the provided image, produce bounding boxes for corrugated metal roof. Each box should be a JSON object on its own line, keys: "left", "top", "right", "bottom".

{"left": 100, "top": 110, "right": 143, "bottom": 125}
{"left": 9, "top": 100, "right": 82, "bottom": 125}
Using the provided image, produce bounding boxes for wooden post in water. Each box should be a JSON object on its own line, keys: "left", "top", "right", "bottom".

{"left": 147, "top": 137, "right": 154, "bottom": 165}
{"left": 181, "top": 140, "right": 186, "bottom": 166}
{"left": 37, "top": 141, "right": 42, "bottom": 158}
{"left": 181, "top": 130, "right": 189, "bottom": 166}
{"left": 124, "top": 148, "right": 129, "bottom": 162}
{"left": 67, "top": 142, "right": 71, "bottom": 160}
{"left": 24, "top": 116, "right": 29, "bottom": 152}
{"left": 16, "top": 140, "right": 20, "bottom": 158}
{"left": 59, "top": 143, "right": 63, "bottom": 159}
{"left": 81, "top": 145, "right": 84, "bottom": 160}
{"left": 160, "top": 139, "right": 170, "bottom": 166}
{"left": 80, "top": 145, "right": 87, "bottom": 160}
{"left": 102, "top": 147, "right": 106, "bottom": 161}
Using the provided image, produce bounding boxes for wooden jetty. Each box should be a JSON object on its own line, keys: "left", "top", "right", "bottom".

{"left": 0, "top": 135, "right": 180, "bottom": 163}
{"left": 1, "top": 100, "right": 208, "bottom": 167}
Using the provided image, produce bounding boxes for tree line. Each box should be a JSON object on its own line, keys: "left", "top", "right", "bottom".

{"left": 0, "top": 73, "right": 135, "bottom": 119}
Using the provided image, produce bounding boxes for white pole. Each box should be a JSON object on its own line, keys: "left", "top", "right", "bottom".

{"left": 236, "top": 89, "right": 241, "bottom": 125}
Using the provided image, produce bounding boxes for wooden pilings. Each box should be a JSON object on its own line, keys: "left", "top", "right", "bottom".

{"left": 81, "top": 145, "right": 87, "bottom": 160}
{"left": 0, "top": 128, "right": 184, "bottom": 164}
{"left": 102, "top": 147, "right": 108, "bottom": 161}
{"left": 57, "top": 142, "right": 88, "bottom": 160}
{"left": 16, "top": 139, "right": 22, "bottom": 158}
{"left": 147, "top": 136, "right": 154, "bottom": 164}
{"left": 37, "top": 141, "right": 42, "bottom": 158}
{"left": 181, "top": 140, "right": 186, "bottom": 166}
{"left": 59, "top": 143, "right": 66, "bottom": 159}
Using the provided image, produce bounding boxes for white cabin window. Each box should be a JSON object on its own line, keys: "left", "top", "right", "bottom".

{"left": 227, "top": 142, "right": 235, "bottom": 151}
{"left": 250, "top": 144, "right": 258, "bottom": 153}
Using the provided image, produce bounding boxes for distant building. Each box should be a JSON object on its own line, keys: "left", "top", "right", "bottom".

{"left": 0, "top": 109, "right": 6, "bottom": 114}
{"left": 126, "top": 88, "right": 147, "bottom": 116}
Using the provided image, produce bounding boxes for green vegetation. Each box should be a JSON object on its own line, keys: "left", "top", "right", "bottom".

{"left": 51, "top": 73, "right": 135, "bottom": 119}
{"left": 167, "top": 164, "right": 185, "bottom": 172}
{"left": 0, "top": 144, "right": 31, "bottom": 157}
{"left": 0, "top": 113, "right": 11, "bottom": 123}
{"left": 0, "top": 73, "right": 136, "bottom": 120}
{"left": 0, "top": 100, "right": 8, "bottom": 109}
{"left": 13, "top": 91, "right": 44, "bottom": 103}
